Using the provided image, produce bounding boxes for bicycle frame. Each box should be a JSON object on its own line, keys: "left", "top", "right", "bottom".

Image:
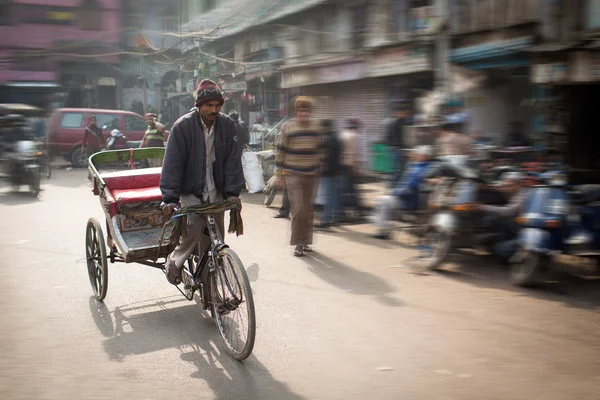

{"left": 180, "top": 214, "right": 226, "bottom": 308}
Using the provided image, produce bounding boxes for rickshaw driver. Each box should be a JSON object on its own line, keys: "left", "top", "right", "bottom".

{"left": 159, "top": 79, "right": 245, "bottom": 285}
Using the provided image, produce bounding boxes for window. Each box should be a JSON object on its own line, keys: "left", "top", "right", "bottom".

{"left": 125, "top": 115, "right": 147, "bottom": 131}
{"left": 95, "top": 114, "right": 120, "bottom": 130}
{"left": 0, "top": 0, "right": 10, "bottom": 25}
{"left": 61, "top": 113, "right": 84, "bottom": 128}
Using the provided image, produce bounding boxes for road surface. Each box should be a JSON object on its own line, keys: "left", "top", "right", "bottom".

{"left": 1, "top": 165, "right": 599, "bottom": 400}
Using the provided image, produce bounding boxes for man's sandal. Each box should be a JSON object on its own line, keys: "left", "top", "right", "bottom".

{"left": 165, "top": 261, "right": 182, "bottom": 285}
{"left": 294, "top": 245, "right": 304, "bottom": 257}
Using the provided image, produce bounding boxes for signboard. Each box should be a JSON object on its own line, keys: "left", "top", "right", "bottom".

{"left": 222, "top": 81, "right": 248, "bottom": 92}
{"left": 531, "top": 62, "right": 568, "bottom": 83}
{"left": 318, "top": 63, "right": 365, "bottom": 84}
{"left": 367, "top": 46, "right": 431, "bottom": 78}
{"left": 98, "top": 77, "right": 116, "bottom": 86}
{"left": 282, "top": 69, "right": 315, "bottom": 89}
{"left": 18, "top": 5, "right": 76, "bottom": 25}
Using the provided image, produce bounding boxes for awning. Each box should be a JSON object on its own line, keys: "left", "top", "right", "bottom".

{"left": 450, "top": 37, "right": 533, "bottom": 63}
{"left": 0, "top": 103, "right": 46, "bottom": 117}
{"left": 3, "top": 81, "right": 60, "bottom": 89}
{"left": 523, "top": 42, "right": 581, "bottom": 53}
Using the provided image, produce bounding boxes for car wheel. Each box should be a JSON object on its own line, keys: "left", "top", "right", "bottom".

{"left": 71, "top": 147, "right": 88, "bottom": 168}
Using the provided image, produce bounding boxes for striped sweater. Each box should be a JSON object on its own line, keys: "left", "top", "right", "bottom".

{"left": 275, "top": 119, "right": 323, "bottom": 177}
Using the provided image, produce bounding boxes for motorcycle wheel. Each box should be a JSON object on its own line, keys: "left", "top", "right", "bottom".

{"left": 264, "top": 189, "right": 277, "bottom": 206}
{"left": 418, "top": 230, "right": 451, "bottom": 271}
{"left": 28, "top": 169, "right": 41, "bottom": 197}
{"left": 510, "top": 251, "right": 545, "bottom": 287}
{"left": 41, "top": 154, "right": 51, "bottom": 179}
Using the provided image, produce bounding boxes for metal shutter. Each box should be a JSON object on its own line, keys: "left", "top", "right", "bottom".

{"left": 298, "top": 78, "right": 388, "bottom": 174}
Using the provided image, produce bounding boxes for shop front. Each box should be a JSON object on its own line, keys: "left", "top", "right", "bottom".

{"left": 531, "top": 50, "right": 600, "bottom": 182}
{"left": 242, "top": 47, "right": 286, "bottom": 126}
{"left": 450, "top": 36, "right": 535, "bottom": 143}
{"left": 365, "top": 44, "right": 435, "bottom": 110}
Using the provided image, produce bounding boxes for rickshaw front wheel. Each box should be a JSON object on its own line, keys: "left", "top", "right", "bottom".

{"left": 86, "top": 218, "right": 108, "bottom": 301}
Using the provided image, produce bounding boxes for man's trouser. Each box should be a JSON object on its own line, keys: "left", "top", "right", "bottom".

{"left": 167, "top": 194, "right": 224, "bottom": 269}
{"left": 341, "top": 166, "right": 363, "bottom": 211}
{"left": 320, "top": 175, "right": 343, "bottom": 223}
{"left": 285, "top": 174, "right": 317, "bottom": 246}
{"left": 389, "top": 147, "right": 405, "bottom": 185}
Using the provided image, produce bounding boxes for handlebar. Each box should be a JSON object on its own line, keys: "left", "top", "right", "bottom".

{"left": 174, "top": 199, "right": 240, "bottom": 216}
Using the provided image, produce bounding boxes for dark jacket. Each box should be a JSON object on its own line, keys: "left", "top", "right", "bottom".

{"left": 160, "top": 111, "right": 244, "bottom": 204}
{"left": 233, "top": 120, "right": 249, "bottom": 149}
{"left": 321, "top": 130, "right": 342, "bottom": 177}
{"left": 386, "top": 118, "right": 406, "bottom": 148}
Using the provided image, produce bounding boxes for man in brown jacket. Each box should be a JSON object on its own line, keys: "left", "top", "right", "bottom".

{"left": 273, "top": 96, "right": 323, "bottom": 257}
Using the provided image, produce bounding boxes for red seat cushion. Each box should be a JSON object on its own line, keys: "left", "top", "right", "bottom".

{"left": 100, "top": 167, "right": 162, "bottom": 191}
{"left": 111, "top": 187, "right": 163, "bottom": 205}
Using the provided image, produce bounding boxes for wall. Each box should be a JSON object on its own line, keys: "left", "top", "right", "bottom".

{"left": 464, "top": 76, "right": 533, "bottom": 142}
{"left": 0, "top": 1, "right": 120, "bottom": 50}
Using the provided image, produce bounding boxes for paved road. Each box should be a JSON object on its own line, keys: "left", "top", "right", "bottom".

{"left": 1, "top": 166, "right": 600, "bottom": 400}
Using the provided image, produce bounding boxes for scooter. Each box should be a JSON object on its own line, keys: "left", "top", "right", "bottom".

{"left": 104, "top": 126, "right": 140, "bottom": 150}
{"left": 510, "top": 172, "right": 600, "bottom": 286}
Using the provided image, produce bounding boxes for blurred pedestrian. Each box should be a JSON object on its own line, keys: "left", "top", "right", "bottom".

{"left": 273, "top": 96, "right": 323, "bottom": 257}
{"left": 435, "top": 114, "right": 473, "bottom": 162}
{"left": 315, "top": 119, "right": 342, "bottom": 229}
{"left": 339, "top": 118, "right": 364, "bottom": 220}
{"left": 386, "top": 102, "right": 410, "bottom": 186}
{"left": 81, "top": 115, "right": 105, "bottom": 154}
{"left": 81, "top": 115, "right": 105, "bottom": 179}
{"left": 140, "top": 113, "right": 167, "bottom": 167}
{"left": 229, "top": 110, "right": 249, "bottom": 154}
{"left": 372, "top": 146, "right": 434, "bottom": 240}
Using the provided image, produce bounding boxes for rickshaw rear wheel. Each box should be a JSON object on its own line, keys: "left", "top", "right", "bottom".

{"left": 86, "top": 218, "right": 108, "bottom": 301}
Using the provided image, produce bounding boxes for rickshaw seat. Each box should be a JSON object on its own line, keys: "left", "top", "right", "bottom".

{"left": 111, "top": 187, "right": 163, "bottom": 205}
{"left": 100, "top": 167, "right": 162, "bottom": 191}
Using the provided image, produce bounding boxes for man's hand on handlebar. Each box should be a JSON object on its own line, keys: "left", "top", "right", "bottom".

{"left": 161, "top": 202, "right": 178, "bottom": 217}
{"left": 227, "top": 196, "right": 242, "bottom": 211}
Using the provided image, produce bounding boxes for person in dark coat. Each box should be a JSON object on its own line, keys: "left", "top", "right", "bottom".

{"left": 315, "top": 119, "right": 343, "bottom": 228}
{"left": 386, "top": 102, "right": 410, "bottom": 186}
{"left": 229, "top": 110, "right": 249, "bottom": 154}
{"left": 160, "top": 79, "right": 244, "bottom": 285}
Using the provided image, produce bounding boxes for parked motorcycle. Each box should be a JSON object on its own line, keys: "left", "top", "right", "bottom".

{"left": 418, "top": 164, "right": 515, "bottom": 270}
{"left": 6, "top": 140, "right": 42, "bottom": 197}
{"left": 510, "top": 172, "right": 600, "bottom": 286}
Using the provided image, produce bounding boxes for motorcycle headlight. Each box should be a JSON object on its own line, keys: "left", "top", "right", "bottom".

{"left": 549, "top": 173, "right": 567, "bottom": 186}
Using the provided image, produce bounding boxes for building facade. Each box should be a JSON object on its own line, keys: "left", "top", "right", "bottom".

{"left": 448, "top": 0, "right": 542, "bottom": 144}
{"left": 0, "top": 0, "right": 121, "bottom": 109}
{"left": 184, "top": 0, "right": 443, "bottom": 172}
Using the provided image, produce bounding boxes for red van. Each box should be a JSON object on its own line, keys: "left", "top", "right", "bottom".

{"left": 48, "top": 108, "right": 153, "bottom": 167}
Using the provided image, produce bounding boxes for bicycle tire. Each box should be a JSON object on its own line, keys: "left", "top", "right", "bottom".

{"left": 264, "top": 189, "right": 277, "bottom": 206}
{"left": 211, "top": 248, "right": 256, "bottom": 361}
